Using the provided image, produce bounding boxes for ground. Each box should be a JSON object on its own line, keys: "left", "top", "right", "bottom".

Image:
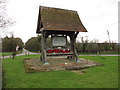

{"left": 2, "top": 55, "right": 118, "bottom": 88}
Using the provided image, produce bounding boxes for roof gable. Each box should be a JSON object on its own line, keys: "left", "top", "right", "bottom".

{"left": 36, "top": 6, "right": 87, "bottom": 33}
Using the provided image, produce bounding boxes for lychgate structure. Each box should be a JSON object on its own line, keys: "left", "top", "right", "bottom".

{"left": 36, "top": 6, "right": 87, "bottom": 64}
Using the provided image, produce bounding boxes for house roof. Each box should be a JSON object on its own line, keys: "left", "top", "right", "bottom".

{"left": 36, "top": 6, "right": 87, "bottom": 33}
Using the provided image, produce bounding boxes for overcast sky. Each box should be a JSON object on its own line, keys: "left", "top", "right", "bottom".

{"left": 5, "top": 0, "right": 119, "bottom": 43}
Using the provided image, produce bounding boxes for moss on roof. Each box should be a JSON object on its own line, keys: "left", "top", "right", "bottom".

{"left": 37, "top": 6, "right": 87, "bottom": 33}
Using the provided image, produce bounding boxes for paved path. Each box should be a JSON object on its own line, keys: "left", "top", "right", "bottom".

{"left": 1, "top": 51, "right": 120, "bottom": 59}
{"left": 0, "top": 49, "right": 39, "bottom": 59}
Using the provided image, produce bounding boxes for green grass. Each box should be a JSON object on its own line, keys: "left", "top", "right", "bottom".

{"left": 1, "top": 51, "right": 22, "bottom": 56}
{"left": 2, "top": 55, "right": 118, "bottom": 88}
{"left": 100, "top": 52, "right": 119, "bottom": 54}
{"left": 1, "top": 52, "right": 13, "bottom": 56}
{"left": 78, "top": 52, "right": 119, "bottom": 54}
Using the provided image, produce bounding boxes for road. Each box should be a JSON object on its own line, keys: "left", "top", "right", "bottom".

{"left": 0, "top": 49, "right": 120, "bottom": 59}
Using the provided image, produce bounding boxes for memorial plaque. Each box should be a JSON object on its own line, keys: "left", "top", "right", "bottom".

{"left": 52, "top": 36, "right": 67, "bottom": 46}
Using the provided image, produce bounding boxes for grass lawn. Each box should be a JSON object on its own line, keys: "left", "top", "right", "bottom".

{"left": 0, "top": 52, "right": 13, "bottom": 56}
{"left": 1, "top": 51, "right": 22, "bottom": 56}
{"left": 2, "top": 55, "right": 118, "bottom": 88}
{"left": 78, "top": 52, "right": 119, "bottom": 54}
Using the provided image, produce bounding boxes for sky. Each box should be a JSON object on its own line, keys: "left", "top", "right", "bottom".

{"left": 4, "top": 0, "right": 119, "bottom": 43}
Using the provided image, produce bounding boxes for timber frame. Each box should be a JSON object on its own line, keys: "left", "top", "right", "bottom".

{"left": 36, "top": 6, "right": 87, "bottom": 64}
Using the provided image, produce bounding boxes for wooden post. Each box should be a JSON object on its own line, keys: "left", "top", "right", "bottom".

{"left": 40, "top": 31, "right": 48, "bottom": 63}
{"left": 40, "top": 31, "right": 43, "bottom": 61}
{"left": 74, "top": 32, "right": 79, "bottom": 62}
{"left": 70, "top": 31, "right": 79, "bottom": 62}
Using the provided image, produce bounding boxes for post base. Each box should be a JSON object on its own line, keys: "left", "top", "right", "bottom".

{"left": 44, "top": 62, "right": 50, "bottom": 65}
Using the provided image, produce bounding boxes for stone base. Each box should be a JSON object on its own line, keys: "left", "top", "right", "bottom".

{"left": 24, "top": 58, "right": 103, "bottom": 73}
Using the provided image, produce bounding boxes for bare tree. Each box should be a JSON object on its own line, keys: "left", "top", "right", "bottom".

{"left": 106, "top": 29, "right": 112, "bottom": 50}
{"left": 0, "top": 0, "right": 14, "bottom": 36}
{"left": 106, "top": 29, "right": 111, "bottom": 44}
